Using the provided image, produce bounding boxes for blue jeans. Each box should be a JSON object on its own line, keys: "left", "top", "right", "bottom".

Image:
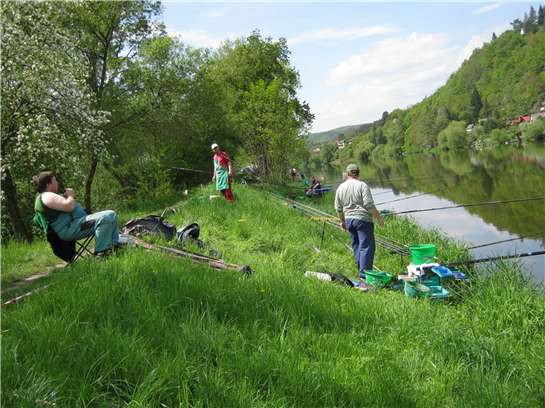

{"left": 346, "top": 218, "right": 375, "bottom": 278}
{"left": 50, "top": 203, "right": 119, "bottom": 253}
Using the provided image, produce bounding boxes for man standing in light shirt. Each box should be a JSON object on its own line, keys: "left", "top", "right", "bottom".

{"left": 335, "top": 164, "right": 384, "bottom": 280}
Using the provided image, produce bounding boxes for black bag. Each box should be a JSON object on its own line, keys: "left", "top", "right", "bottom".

{"left": 121, "top": 215, "right": 177, "bottom": 241}
{"left": 176, "top": 223, "right": 200, "bottom": 242}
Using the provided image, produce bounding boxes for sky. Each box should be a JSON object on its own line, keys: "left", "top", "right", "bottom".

{"left": 162, "top": 1, "right": 542, "bottom": 132}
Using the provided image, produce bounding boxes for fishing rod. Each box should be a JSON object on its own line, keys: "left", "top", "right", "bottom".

{"left": 447, "top": 250, "right": 545, "bottom": 267}
{"left": 468, "top": 232, "right": 545, "bottom": 250}
{"left": 325, "top": 175, "right": 446, "bottom": 192}
{"left": 169, "top": 166, "right": 211, "bottom": 174}
{"left": 389, "top": 196, "right": 545, "bottom": 216}
{"left": 375, "top": 189, "right": 442, "bottom": 206}
{"left": 265, "top": 190, "right": 410, "bottom": 255}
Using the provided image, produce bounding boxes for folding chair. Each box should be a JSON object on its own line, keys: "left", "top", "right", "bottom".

{"left": 33, "top": 211, "right": 96, "bottom": 264}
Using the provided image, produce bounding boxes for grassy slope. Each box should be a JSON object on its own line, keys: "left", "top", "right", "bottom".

{"left": 1, "top": 240, "right": 60, "bottom": 286}
{"left": 2, "top": 185, "right": 544, "bottom": 407}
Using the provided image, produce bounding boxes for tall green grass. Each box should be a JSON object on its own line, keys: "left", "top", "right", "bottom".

{"left": 2, "top": 185, "right": 544, "bottom": 406}
{"left": 1, "top": 240, "right": 59, "bottom": 286}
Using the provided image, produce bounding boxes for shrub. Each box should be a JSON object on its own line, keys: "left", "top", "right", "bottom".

{"left": 437, "top": 121, "right": 467, "bottom": 150}
{"left": 487, "top": 128, "right": 513, "bottom": 145}
{"left": 520, "top": 117, "right": 545, "bottom": 142}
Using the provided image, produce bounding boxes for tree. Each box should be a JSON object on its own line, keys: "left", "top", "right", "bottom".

{"left": 234, "top": 79, "right": 311, "bottom": 182}
{"left": 511, "top": 18, "right": 523, "bottom": 31}
{"left": 538, "top": 5, "right": 545, "bottom": 27}
{"left": 1, "top": 1, "right": 108, "bottom": 241}
{"left": 469, "top": 87, "right": 482, "bottom": 122}
{"left": 63, "top": 1, "right": 161, "bottom": 210}
{"left": 210, "top": 31, "right": 313, "bottom": 181}
{"left": 492, "top": 32, "right": 497, "bottom": 41}
{"left": 527, "top": 6, "right": 538, "bottom": 33}
{"left": 437, "top": 121, "right": 466, "bottom": 150}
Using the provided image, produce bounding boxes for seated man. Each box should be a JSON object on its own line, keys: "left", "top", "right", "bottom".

{"left": 306, "top": 177, "right": 323, "bottom": 197}
{"left": 33, "top": 171, "right": 119, "bottom": 256}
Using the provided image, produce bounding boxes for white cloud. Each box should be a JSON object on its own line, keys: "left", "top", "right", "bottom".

{"left": 457, "top": 23, "right": 510, "bottom": 63}
{"left": 312, "top": 32, "right": 460, "bottom": 131}
{"left": 166, "top": 28, "right": 239, "bottom": 48}
{"left": 202, "top": 8, "right": 228, "bottom": 18}
{"left": 473, "top": 2, "right": 503, "bottom": 15}
{"left": 288, "top": 26, "right": 401, "bottom": 45}
{"left": 328, "top": 32, "right": 457, "bottom": 86}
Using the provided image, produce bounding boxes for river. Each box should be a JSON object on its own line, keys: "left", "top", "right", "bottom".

{"left": 310, "top": 144, "right": 545, "bottom": 284}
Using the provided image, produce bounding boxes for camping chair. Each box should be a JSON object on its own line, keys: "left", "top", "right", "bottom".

{"left": 33, "top": 212, "right": 95, "bottom": 264}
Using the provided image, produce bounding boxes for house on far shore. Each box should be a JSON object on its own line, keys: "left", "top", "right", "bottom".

{"left": 312, "top": 147, "right": 321, "bottom": 154}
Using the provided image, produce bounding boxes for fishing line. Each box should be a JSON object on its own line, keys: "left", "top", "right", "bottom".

{"left": 388, "top": 196, "right": 545, "bottom": 215}
{"left": 447, "top": 250, "right": 545, "bottom": 266}
{"left": 375, "top": 188, "right": 444, "bottom": 206}
{"left": 169, "top": 166, "right": 210, "bottom": 174}
{"left": 468, "top": 232, "right": 545, "bottom": 250}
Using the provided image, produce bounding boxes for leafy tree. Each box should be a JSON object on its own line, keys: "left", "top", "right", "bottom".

{"left": 63, "top": 0, "right": 162, "bottom": 210}
{"left": 520, "top": 117, "right": 545, "bottom": 142}
{"left": 319, "top": 143, "right": 337, "bottom": 165}
{"left": 234, "top": 79, "right": 310, "bottom": 183}
{"left": 469, "top": 87, "right": 482, "bottom": 122}
{"left": 511, "top": 18, "right": 523, "bottom": 32}
{"left": 210, "top": 31, "right": 313, "bottom": 181}
{"left": 437, "top": 121, "right": 466, "bottom": 150}
{"left": 1, "top": 1, "right": 108, "bottom": 241}
{"left": 538, "top": 5, "right": 545, "bottom": 27}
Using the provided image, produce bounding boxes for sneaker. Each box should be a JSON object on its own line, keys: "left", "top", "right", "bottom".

{"left": 94, "top": 249, "right": 112, "bottom": 258}
{"left": 357, "top": 279, "right": 372, "bottom": 292}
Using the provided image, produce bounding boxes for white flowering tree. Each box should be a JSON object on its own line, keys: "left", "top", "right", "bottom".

{"left": 1, "top": 1, "right": 108, "bottom": 241}
{"left": 63, "top": 0, "right": 161, "bottom": 211}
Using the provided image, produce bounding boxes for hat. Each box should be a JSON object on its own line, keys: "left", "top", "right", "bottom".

{"left": 346, "top": 163, "right": 359, "bottom": 173}
{"left": 211, "top": 143, "right": 219, "bottom": 150}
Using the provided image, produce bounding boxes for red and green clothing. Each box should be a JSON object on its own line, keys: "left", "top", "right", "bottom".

{"left": 213, "top": 151, "right": 234, "bottom": 202}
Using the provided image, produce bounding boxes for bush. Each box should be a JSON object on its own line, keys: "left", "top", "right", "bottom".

{"left": 437, "top": 121, "right": 467, "bottom": 150}
{"left": 354, "top": 140, "right": 375, "bottom": 162}
{"left": 520, "top": 117, "right": 545, "bottom": 142}
{"left": 486, "top": 128, "right": 513, "bottom": 145}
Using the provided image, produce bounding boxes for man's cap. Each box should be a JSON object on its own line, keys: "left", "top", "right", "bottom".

{"left": 346, "top": 163, "right": 359, "bottom": 173}
{"left": 211, "top": 143, "right": 219, "bottom": 150}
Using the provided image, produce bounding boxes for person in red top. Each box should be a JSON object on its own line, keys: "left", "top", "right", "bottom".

{"left": 211, "top": 143, "right": 235, "bottom": 202}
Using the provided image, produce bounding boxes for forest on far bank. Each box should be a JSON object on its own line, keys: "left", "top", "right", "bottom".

{"left": 311, "top": 5, "right": 545, "bottom": 168}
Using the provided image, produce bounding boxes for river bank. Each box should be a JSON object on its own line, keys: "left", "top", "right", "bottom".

{"left": 2, "top": 185, "right": 544, "bottom": 406}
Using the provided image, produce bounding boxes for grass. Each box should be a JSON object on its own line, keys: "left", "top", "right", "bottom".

{"left": 2, "top": 184, "right": 544, "bottom": 407}
{"left": 1, "top": 240, "right": 60, "bottom": 286}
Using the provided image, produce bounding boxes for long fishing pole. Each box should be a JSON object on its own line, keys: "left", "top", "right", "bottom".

{"left": 468, "top": 232, "right": 545, "bottom": 250}
{"left": 389, "top": 196, "right": 545, "bottom": 215}
{"left": 375, "top": 189, "right": 442, "bottom": 206}
{"left": 447, "top": 250, "right": 545, "bottom": 267}
{"left": 169, "top": 166, "right": 211, "bottom": 174}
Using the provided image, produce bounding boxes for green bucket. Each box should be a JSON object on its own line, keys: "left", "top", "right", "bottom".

{"left": 409, "top": 244, "right": 437, "bottom": 265}
{"left": 365, "top": 270, "right": 392, "bottom": 288}
{"left": 404, "top": 280, "right": 431, "bottom": 299}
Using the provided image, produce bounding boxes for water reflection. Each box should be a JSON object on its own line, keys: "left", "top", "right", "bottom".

{"left": 309, "top": 144, "right": 545, "bottom": 284}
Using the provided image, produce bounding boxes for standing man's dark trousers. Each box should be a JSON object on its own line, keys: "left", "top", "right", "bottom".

{"left": 346, "top": 218, "right": 376, "bottom": 279}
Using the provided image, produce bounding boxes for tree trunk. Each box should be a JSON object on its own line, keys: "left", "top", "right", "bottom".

{"left": 84, "top": 157, "right": 98, "bottom": 212}
{"left": 2, "top": 169, "right": 32, "bottom": 242}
